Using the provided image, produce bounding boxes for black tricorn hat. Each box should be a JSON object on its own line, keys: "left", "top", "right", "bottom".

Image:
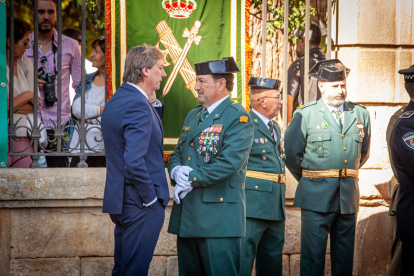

{"left": 398, "top": 65, "right": 414, "bottom": 82}
{"left": 247, "top": 77, "right": 281, "bottom": 90}
{"left": 308, "top": 59, "right": 351, "bottom": 81}
{"left": 194, "top": 57, "right": 240, "bottom": 75}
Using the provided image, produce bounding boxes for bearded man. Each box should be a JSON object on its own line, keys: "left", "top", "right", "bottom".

{"left": 284, "top": 59, "right": 371, "bottom": 276}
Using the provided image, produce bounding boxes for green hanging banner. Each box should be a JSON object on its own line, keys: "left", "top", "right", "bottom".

{"left": 106, "top": 0, "right": 249, "bottom": 154}
{"left": 0, "top": 0, "right": 7, "bottom": 168}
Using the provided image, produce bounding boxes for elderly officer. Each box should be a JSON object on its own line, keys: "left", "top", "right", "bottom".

{"left": 167, "top": 57, "right": 254, "bottom": 276}
{"left": 285, "top": 59, "right": 371, "bottom": 275}
{"left": 390, "top": 65, "right": 414, "bottom": 275}
{"left": 240, "top": 77, "right": 286, "bottom": 276}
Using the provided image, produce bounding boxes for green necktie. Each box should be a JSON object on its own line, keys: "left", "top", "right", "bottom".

{"left": 268, "top": 120, "right": 274, "bottom": 138}
{"left": 333, "top": 108, "right": 343, "bottom": 131}
{"left": 200, "top": 108, "right": 209, "bottom": 123}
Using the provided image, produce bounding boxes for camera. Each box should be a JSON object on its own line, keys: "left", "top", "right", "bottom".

{"left": 38, "top": 69, "right": 57, "bottom": 107}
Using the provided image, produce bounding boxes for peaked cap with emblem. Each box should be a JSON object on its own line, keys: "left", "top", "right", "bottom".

{"left": 308, "top": 59, "right": 351, "bottom": 82}
{"left": 194, "top": 57, "right": 240, "bottom": 75}
{"left": 247, "top": 77, "right": 281, "bottom": 90}
{"left": 398, "top": 64, "right": 414, "bottom": 82}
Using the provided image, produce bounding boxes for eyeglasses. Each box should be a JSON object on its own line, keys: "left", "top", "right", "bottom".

{"left": 20, "top": 40, "right": 30, "bottom": 47}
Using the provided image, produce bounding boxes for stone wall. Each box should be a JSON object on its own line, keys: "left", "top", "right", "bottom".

{"left": 0, "top": 166, "right": 393, "bottom": 276}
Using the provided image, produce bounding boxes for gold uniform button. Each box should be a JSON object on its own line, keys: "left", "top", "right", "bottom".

{"left": 342, "top": 135, "right": 345, "bottom": 139}
{"left": 190, "top": 143, "right": 194, "bottom": 147}
{"left": 318, "top": 137, "right": 322, "bottom": 140}
{"left": 255, "top": 186, "right": 258, "bottom": 189}
{"left": 262, "top": 150, "right": 266, "bottom": 153}
{"left": 187, "top": 156, "right": 191, "bottom": 161}
{"left": 282, "top": 168, "right": 284, "bottom": 171}
{"left": 193, "top": 177, "right": 197, "bottom": 181}
{"left": 344, "top": 160, "right": 348, "bottom": 164}
{"left": 343, "top": 147, "right": 347, "bottom": 151}
{"left": 220, "top": 198, "right": 224, "bottom": 202}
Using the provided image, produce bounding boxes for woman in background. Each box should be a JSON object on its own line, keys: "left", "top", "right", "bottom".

{"left": 6, "top": 17, "right": 41, "bottom": 168}
{"left": 70, "top": 36, "right": 106, "bottom": 167}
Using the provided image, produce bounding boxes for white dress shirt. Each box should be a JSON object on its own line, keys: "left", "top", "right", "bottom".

{"left": 252, "top": 108, "right": 278, "bottom": 142}
{"left": 322, "top": 98, "right": 344, "bottom": 125}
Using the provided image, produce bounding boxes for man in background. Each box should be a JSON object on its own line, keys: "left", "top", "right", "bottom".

{"left": 286, "top": 21, "right": 325, "bottom": 124}
{"left": 26, "top": 0, "right": 82, "bottom": 167}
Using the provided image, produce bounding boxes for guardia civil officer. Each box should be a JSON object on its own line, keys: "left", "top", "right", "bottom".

{"left": 285, "top": 59, "right": 371, "bottom": 275}
{"left": 240, "top": 77, "right": 286, "bottom": 276}
{"left": 385, "top": 105, "right": 406, "bottom": 276}
{"left": 167, "top": 57, "right": 254, "bottom": 276}
{"left": 390, "top": 65, "right": 414, "bottom": 275}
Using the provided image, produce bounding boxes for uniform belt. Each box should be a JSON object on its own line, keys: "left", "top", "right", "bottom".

{"left": 302, "top": 169, "right": 359, "bottom": 178}
{"left": 246, "top": 170, "right": 286, "bottom": 183}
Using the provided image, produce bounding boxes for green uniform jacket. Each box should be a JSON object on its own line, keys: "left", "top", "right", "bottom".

{"left": 245, "top": 111, "right": 286, "bottom": 221}
{"left": 285, "top": 99, "right": 371, "bottom": 214}
{"left": 167, "top": 97, "right": 254, "bottom": 238}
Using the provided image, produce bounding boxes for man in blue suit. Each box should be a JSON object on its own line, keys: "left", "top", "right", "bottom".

{"left": 101, "top": 44, "right": 169, "bottom": 276}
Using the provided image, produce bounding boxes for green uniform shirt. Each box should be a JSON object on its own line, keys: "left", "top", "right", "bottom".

{"left": 168, "top": 97, "right": 254, "bottom": 238}
{"left": 245, "top": 110, "right": 286, "bottom": 221}
{"left": 285, "top": 99, "right": 371, "bottom": 214}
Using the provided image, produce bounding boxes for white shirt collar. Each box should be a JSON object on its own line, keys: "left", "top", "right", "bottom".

{"left": 127, "top": 82, "right": 148, "bottom": 100}
{"left": 205, "top": 95, "right": 230, "bottom": 115}
{"left": 252, "top": 108, "right": 271, "bottom": 126}
{"left": 251, "top": 108, "right": 278, "bottom": 141}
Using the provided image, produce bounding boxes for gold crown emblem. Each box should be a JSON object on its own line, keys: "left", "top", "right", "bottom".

{"left": 162, "top": 0, "right": 197, "bottom": 18}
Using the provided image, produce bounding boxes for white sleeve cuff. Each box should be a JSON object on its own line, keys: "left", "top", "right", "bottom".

{"left": 143, "top": 197, "right": 158, "bottom": 207}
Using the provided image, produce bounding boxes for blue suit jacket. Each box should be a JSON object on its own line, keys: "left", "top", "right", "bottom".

{"left": 101, "top": 83, "right": 169, "bottom": 214}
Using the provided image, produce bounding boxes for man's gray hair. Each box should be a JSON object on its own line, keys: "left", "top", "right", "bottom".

{"left": 123, "top": 44, "right": 164, "bottom": 84}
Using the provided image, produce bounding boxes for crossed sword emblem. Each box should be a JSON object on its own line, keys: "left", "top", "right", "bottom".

{"left": 155, "top": 20, "right": 202, "bottom": 97}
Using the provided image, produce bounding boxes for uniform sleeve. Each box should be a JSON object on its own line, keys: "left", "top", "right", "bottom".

{"left": 284, "top": 110, "right": 307, "bottom": 181}
{"left": 391, "top": 119, "right": 414, "bottom": 182}
{"left": 167, "top": 133, "right": 184, "bottom": 186}
{"left": 360, "top": 110, "right": 371, "bottom": 167}
{"left": 188, "top": 112, "right": 254, "bottom": 188}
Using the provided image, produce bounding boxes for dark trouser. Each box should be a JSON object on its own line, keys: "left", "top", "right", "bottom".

{"left": 386, "top": 183, "right": 402, "bottom": 276}
{"left": 45, "top": 129, "right": 68, "bottom": 167}
{"left": 401, "top": 238, "right": 414, "bottom": 276}
{"left": 301, "top": 209, "right": 356, "bottom": 276}
{"left": 110, "top": 191, "right": 165, "bottom": 276}
{"left": 177, "top": 236, "right": 241, "bottom": 276}
{"left": 240, "top": 218, "right": 285, "bottom": 276}
{"left": 70, "top": 156, "right": 106, "bottom": 167}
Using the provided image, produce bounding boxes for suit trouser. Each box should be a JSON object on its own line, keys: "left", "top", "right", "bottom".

{"left": 300, "top": 209, "right": 356, "bottom": 276}
{"left": 110, "top": 191, "right": 165, "bottom": 276}
{"left": 240, "top": 217, "right": 285, "bottom": 276}
{"left": 401, "top": 238, "right": 414, "bottom": 276}
{"left": 177, "top": 236, "right": 241, "bottom": 276}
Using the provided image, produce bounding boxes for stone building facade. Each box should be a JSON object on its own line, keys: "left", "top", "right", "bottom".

{"left": 1, "top": 0, "right": 413, "bottom": 275}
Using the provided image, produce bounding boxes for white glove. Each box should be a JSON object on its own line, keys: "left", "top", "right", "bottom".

{"left": 179, "top": 186, "right": 193, "bottom": 200}
{"left": 171, "top": 166, "right": 193, "bottom": 183}
{"left": 173, "top": 180, "right": 193, "bottom": 204}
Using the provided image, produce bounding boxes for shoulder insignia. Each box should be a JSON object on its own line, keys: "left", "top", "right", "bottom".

{"left": 297, "top": 101, "right": 316, "bottom": 110}
{"left": 240, "top": 116, "right": 249, "bottom": 123}
{"left": 400, "top": 111, "right": 414, "bottom": 119}
{"left": 403, "top": 132, "right": 414, "bottom": 149}
{"left": 348, "top": 101, "right": 367, "bottom": 109}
